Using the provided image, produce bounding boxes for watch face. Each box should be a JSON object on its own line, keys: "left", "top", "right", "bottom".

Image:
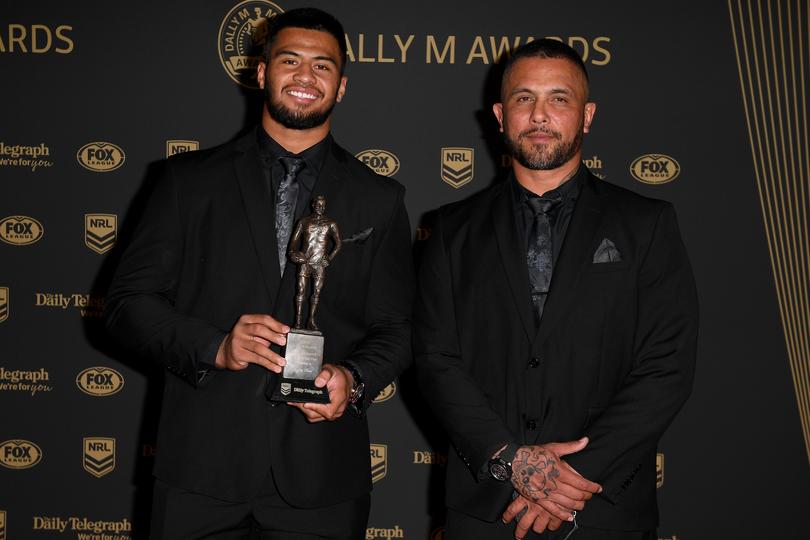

{"left": 490, "top": 461, "right": 510, "bottom": 481}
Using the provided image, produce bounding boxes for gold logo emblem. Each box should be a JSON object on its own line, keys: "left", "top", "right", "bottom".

{"left": 76, "top": 367, "right": 125, "bottom": 397}
{"left": 0, "top": 216, "right": 44, "bottom": 246}
{"left": 370, "top": 443, "right": 387, "bottom": 483}
{"left": 166, "top": 140, "right": 200, "bottom": 158}
{"left": 0, "top": 439, "right": 43, "bottom": 469}
{"left": 630, "top": 154, "right": 680, "bottom": 184}
{"left": 355, "top": 149, "right": 401, "bottom": 177}
{"left": 441, "top": 147, "right": 474, "bottom": 188}
{"left": 84, "top": 214, "right": 117, "bottom": 254}
{"left": 218, "top": 0, "right": 284, "bottom": 89}
{"left": 656, "top": 452, "right": 664, "bottom": 488}
{"left": 76, "top": 142, "right": 125, "bottom": 172}
{"left": 373, "top": 382, "right": 396, "bottom": 403}
{"left": 83, "top": 437, "right": 115, "bottom": 477}
{"left": 430, "top": 526, "right": 445, "bottom": 540}
{"left": 0, "top": 287, "right": 8, "bottom": 323}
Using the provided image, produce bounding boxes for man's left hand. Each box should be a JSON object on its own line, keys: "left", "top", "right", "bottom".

{"left": 288, "top": 364, "right": 352, "bottom": 422}
{"left": 502, "top": 494, "right": 564, "bottom": 540}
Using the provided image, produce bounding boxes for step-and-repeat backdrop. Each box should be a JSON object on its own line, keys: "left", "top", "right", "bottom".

{"left": 2, "top": 1, "right": 809, "bottom": 538}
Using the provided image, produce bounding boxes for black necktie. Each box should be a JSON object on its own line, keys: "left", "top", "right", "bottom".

{"left": 526, "top": 195, "right": 561, "bottom": 323}
{"left": 276, "top": 156, "right": 304, "bottom": 275}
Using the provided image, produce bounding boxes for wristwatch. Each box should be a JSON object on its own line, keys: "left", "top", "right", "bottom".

{"left": 338, "top": 361, "right": 365, "bottom": 406}
{"left": 488, "top": 443, "right": 519, "bottom": 482}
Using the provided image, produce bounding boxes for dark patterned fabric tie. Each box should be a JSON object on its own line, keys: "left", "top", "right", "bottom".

{"left": 276, "top": 156, "right": 304, "bottom": 275}
{"left": 526, "top": 195, "right": 561, "bottom": 323}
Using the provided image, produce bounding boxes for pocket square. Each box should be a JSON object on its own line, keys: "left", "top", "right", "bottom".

{"left": 342, "top": 227, "right": 374, "bottom": 244}
{"left": 593, "top": 238, "right": 622, "bottom": 263}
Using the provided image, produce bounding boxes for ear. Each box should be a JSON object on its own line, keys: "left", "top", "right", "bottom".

{"left": 492, "top": 102, "right": 505, "bottom": 133}
{"left": 256, "top": 61, "right": 267, "bottom": 90}
{"left": 336, "top": 76, "right": 348, "bottom": 103}
{"left": 583, "top": 102, "right": 596, "bottom": 133}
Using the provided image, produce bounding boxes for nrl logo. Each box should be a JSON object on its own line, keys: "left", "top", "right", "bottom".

{"left": 370, "top": 444, "right": 387, "bottom": 483}
{"left": 0, "top": 287, "right": 7, "bottom": 323}
{"left": 85, "top": 214, "right": 117, "bottom": 254}
{"left": 83, "top": 437, "right": 115, "bottom": 478}
{"left": 280, "top": 382, "right": 291, "bottom": 396}
{"left": 440, "top": 147, "right": 474, "bottom": 188}
{"left": 166, "top": 140, "right": 200, "bottom": 158}
{"left": 656, "top": 452, "right": 664, "bottom": 488}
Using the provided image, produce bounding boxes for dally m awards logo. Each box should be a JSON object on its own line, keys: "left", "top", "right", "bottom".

{"left": 0, "top": 287, "right": 7, "bottom": 323}
{"left": 0, "top": 215, "right": 43, "bottom": 246}
{"left": 630, "top": 154, "right": 680, "bottom": 185}
{"left": 373, "top": 382, "right": 396, "bottom": 403}
{"left": 356, "top": 149, "right": 401, "bottom": 177}
{"left": 84, "top": 214, "right": 117, "bottom": 254}
{"left": 0, "top": 439, "right": 42, "bottom": 469}
{"left": 441, "top": 147, "right": 474, "bottom": 188}
{"left": 77, "top": 142, "right": 125, "bottom": 172}
{"left": 76, "top": 367, "right": 124, "bottom": 397}
{"left": 370, "top": 444, "right": 387, "bottom": 483}
{"left": 656, "top": 452, "right": 664, "bottom": 489}
{"left": 218, "top": 0, "right": 284, "bottom": 89}
{"left": 166, "top": 140, "right": 199, "bottom": 158}
{"left": 83, "top": 437, "right": 115, "bottom": 478}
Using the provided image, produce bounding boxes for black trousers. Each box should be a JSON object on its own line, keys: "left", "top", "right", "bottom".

{"left": 446, "top": 509, "right": 656, "bottom": 540}
{"left": 149, "top": 474, "right": 370, "bottom": 540}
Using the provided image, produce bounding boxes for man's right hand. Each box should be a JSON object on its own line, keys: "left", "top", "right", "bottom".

{"left": 215, "top": 314, "right": 290, "bottom": 373}
{"left": 510, "top": 437, "right": 602, "bottom": 522}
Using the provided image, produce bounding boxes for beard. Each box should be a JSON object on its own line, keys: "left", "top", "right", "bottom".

{"left": 504, "top": 124, "right": 583, "bottom": 170}
{"left": 265, "top": 85, "right": 336, "bottom": 130}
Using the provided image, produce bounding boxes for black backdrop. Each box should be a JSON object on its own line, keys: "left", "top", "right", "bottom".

{"left": 2, "top": 1, "right": 809, "bottom": 538}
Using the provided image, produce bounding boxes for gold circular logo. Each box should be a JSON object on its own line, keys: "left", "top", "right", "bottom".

{"left": 630, "top": 154, "right": 681, "bottom": 185}
{"left": 0, "top": 439, "right": 43, "bottom": 469}
{"left": 355, "top": 149, "right": 401, "bottom": 177}
{"left": 373, "top": 382, "right": 397, "bottom": 403}
{"left": 76, "top": 367, "right": 125, "bottom": 397}
{"left": 218, "top": 0, "right": 284, "bottom": 89}
{"left": 0, "top": 215, "right": 44, "bottom": 246}
{"left": 76, "top": 142, "right": 126, "bottom": 172}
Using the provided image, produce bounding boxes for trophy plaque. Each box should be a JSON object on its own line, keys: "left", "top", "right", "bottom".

{"left": 271, "top": 195, "right": 341, "bottom": 404}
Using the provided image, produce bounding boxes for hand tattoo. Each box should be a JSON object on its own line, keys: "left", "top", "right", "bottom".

{"left": 511, "top": 446, "right": 561, "bottom": 502}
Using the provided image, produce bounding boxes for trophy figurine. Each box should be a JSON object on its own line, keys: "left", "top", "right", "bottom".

{"left": 271, "top": 195, "right": 341, "bottom": 403}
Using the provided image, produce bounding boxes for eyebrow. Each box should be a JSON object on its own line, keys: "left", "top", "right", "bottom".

{"left": 275, "top": 49, "right": 338, "bottom": 66}
{"left": 508, "top": 86, "right": 575, "bottom": 97}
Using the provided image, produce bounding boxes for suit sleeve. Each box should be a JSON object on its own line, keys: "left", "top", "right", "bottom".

{"left": 414, "top": 212, "right": 515, "bottom": 477}
{"left": 343, "top": 185, "right": 414, "bottom": 409}
{"left": 565, "top": 203, "right": 698, "bottom": 503}
{"left": 104, "top": 161, "right": 226, "bottom": 387}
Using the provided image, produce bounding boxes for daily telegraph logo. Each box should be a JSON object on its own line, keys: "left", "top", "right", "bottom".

{"left": 0, "top": 367, "right": 52, "bottom": 396}
{"left": 76, "top": 142, "right": 125, "bottom": 172}
{"left": 83, "top": 437, "right": 115, "bottom": 478}
{"left": 32, "top": 516, "right": 132, "bottom": 535}
{"left": 35, "top": 292, "right": 104, "bottom": 318}
{"left": 0, "top": 216, "right": 43, "bottom": 246}
{"left": 365, "top": 526, "right": 404, "bottom": 539}
{"left": 0, "top": 439, "right": 42, "bottom": 469}
{"left": 413, "top": 450, "right": 447, "bottom": 465}
{"left": 373, "top": 382, "right": 396, "bottom": 403}
{"left": 0, "top": 287, "right": 7, "bottom": 323}
{"left": 441, "top": 147, "right": 474, "bottom": 188}
{"left": 370, "top": 444, "right": 387, "bottom": 483}
{"left": 85, "top": 214, "right": 117, "bottom": 254}
{"left": 583, "top": 155, "right": 606, "bottom": 179}
{"left": 656, "top": 452, "right": 664, "bottom": 488}
{"left": 630, "top": 154, "right": 680, "bottom": 185}
{"left": 76, "top": 367, "right": 124, "bottom": 397}
{"left": 166, "top": 140, "right": 199, "bottom": 158}
{"left": 218, "top": 0, "right": 284, "bottom": 89}
{"left": 356, "top": 149, "right": 400, "bottom": 177}
{"left": 0, "top": 142, "right": 53, "bottom": 172}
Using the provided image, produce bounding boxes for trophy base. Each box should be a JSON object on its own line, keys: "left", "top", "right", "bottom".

{"left": 269, "top": 329, "right": 330, "bottom": 404}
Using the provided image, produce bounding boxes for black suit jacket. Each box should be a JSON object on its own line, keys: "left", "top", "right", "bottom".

{"left": 414, "top": 169, "right": 697, "bottom": 530}
{"left": 105, "top": 129, "right": 413, "bottom": 506}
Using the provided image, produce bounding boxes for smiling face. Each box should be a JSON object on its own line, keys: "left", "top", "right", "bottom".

{"left": 493, "top": 57, "right": 595, "bottom": 173}
{"left": 257, "top": 27, "right": 347, "bottom": 132}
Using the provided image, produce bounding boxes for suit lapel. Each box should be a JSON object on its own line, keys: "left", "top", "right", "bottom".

{"left": 491, "top": 181, "right": 535, "bottom": 344}
{"left": 233, "top": 129, "right": 283, "bottom": 307}
{"left": 533, "top": 172, "right": 605, "bottom": 350}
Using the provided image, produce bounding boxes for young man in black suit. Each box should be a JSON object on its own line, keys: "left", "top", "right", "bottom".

{"left": 415, "top": 39, "right": 697, "bottom": 539}
{"left": 105, "top": 8, "right": 413, "bottom": 539}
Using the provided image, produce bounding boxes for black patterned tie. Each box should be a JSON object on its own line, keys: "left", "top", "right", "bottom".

{"left": 526, "top": 195, "right": 561, "bottom": 323}
{"left": 276, "top": 157, "right": 304, "bottom": 275}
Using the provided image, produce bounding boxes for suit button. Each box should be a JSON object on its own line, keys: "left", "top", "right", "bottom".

{"left": 526, "top": 419, "right": 537, "bottom": 430}
{"left": 529, "top": 357, "right": 540, "bottom": 368}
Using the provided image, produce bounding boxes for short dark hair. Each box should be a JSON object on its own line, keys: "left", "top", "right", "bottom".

{"left": 263, "top": 8, "right": 347, "bottom": 73}
{"left": 502, "top": 38, "right": 589, "bottom": 95}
